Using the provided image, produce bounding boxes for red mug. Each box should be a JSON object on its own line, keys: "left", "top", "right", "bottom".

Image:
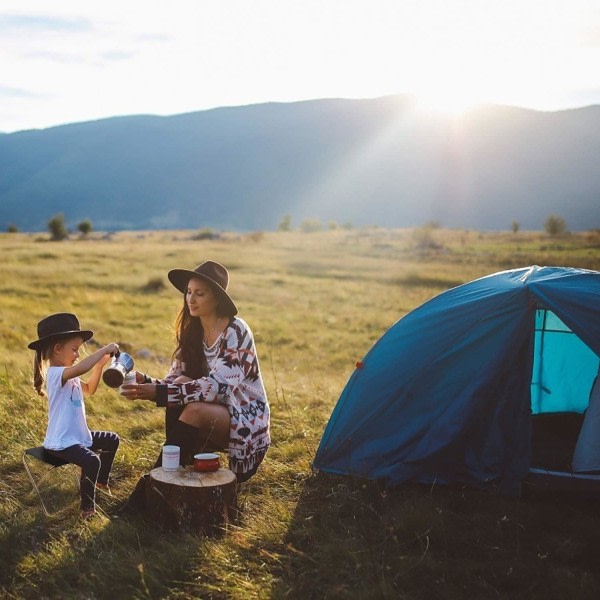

{"left": 193, "top": 453, "right": 220, "bottom": 472}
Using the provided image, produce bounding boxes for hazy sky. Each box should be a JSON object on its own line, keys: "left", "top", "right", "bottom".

{"left": 2, "top": 0, "right": 599, "bottom": 133}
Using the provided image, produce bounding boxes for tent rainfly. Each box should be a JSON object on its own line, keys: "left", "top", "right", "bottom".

{"left": 313, "top": 266, "right": 600, "bottom": 494}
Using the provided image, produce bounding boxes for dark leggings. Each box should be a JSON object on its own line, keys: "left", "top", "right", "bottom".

{"left": 45, "top": 431, "right": 120, "bottom": 511}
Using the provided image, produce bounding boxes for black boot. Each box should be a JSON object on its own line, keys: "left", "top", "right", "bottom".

{"left": 165, "top": 420, "right": 202, "bottom": 466}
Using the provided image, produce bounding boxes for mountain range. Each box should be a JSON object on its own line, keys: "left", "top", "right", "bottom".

{"left": 1, "top": 95, "right": 599, "bottom": 232}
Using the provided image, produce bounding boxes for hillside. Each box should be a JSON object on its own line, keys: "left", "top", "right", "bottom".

{"left": 1, "top": 95, "right": 599, "bottom": 232}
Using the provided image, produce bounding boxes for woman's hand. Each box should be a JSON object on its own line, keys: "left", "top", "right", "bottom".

{"left": 120, "top": 383, "right": 157, "bottom": 402}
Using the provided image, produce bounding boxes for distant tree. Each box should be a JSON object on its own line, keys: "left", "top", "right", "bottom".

{"left": 192, "top": 227, "right": 219, "bottom": 240}
{"left": 77, "top": 219, "right": 93, "bottom": 236}
{"left": 278, "top": 214, "right": 292, "bottom": 232}
{"left": 300, "top": 218, "right": 322, "bottom": 233}
{"left": 341, "top": 222, "right": 354, "bottom": 230}
{"left": 328, "top": 221, "right": 339, "bottom": 230}
{"left": 7, "top": 224, "right": 18, "bottom": 233}
{"left": 423, "top": 220, "right": 441, "bottom": 229}
{"left": 246, "top": 231, "right": 265, "bottom": 243}
{"left": 544, "top": 214, "right": 567, "bottom": 236}
{"left": 412, "top": 226, "right": 436, "bottom": 249}
{"left": 48, "top": 213, "right": 68, "bottom": 241}
{"left": 511, "top": 220, "right": 520, "bottom": 234}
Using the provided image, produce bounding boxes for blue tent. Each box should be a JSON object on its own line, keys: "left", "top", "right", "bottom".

{"left": 313, "top": 266, "right": 600, "bottom": 492}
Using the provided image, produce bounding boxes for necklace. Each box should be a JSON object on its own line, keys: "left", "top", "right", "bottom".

{"left": 203, "top": 318, "right": 226, "bottom": 347}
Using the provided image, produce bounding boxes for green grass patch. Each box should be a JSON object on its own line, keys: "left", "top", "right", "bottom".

{"left": 1, "top": 229, "right": 599, "bottom": 598}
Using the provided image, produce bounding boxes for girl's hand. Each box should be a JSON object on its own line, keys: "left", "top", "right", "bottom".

{"left": 95, "top": 343, "right": 120, "bottom": 369}
{"left": 120, "top": 383, "right": 157, "bottom": 402}
{"left": 105, "top": 343, "right": 120, "bottom": 357}
{"left": 63, "top": 342, "right": 119, "bottom": 387}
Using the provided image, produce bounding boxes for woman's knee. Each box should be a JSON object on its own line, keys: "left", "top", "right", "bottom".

{"left": 179, "top": 402, "right": 231, "bottom": 444}
{"left": 180, "top": 402, "right": 230, "bottom": 427}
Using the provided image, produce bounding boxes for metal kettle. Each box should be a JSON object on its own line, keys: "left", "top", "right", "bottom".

{"left": 102, "top": 351, "right": 135, "bottom": 388}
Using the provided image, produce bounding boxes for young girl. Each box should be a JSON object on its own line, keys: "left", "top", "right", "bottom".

{"left": 29, "top": 312, "right": 121, "bottom": 519}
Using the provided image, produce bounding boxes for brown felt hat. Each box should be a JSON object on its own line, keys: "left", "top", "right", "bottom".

{"left": 168, "top": 260, "right": 238, "bottom": 316}
{"left": 28, "top": 312, "right": 94, "bottom": 350}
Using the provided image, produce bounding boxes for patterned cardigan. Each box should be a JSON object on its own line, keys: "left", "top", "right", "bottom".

{"left": 151, "top": 317, "right": 270, "bottom": 476}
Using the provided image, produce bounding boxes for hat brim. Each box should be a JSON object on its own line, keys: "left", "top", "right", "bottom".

{"left": 168, "top": 269, "right": 238, "bottom": 316}
{"left": 28, "top": 329, "right": 94, "bottom": 350}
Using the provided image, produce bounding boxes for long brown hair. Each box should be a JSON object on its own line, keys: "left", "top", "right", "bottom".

{"left": 174, "top": 299, "right": 209, "bottom": 379}
{"left": 173, "top": 279, "right": 234, "bottom": 378}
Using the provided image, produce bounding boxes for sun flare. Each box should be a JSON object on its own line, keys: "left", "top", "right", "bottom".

{"left": 388, "top": 2, "right": 568, "bottom": 117}
{"left": 406, "top": 47, "right": 494, "bottom": 116}
{"left": 414, "top": 88, "right": 484, "bottom": 115}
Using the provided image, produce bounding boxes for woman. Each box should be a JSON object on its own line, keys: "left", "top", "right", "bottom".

{"left": 121, "top": 260, "right": 270, "bottom": 487}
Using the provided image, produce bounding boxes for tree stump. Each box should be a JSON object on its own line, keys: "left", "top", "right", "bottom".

{"left": 146, "top": 466, "right": 237, "bottom": 534}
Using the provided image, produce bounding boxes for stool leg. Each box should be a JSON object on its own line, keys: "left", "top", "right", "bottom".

{"left": 23, "top": 453, "right": 51, "bottom": 516}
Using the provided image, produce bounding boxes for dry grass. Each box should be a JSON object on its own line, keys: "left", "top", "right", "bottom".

{"left": 1, "top": 228, "right": 599, "bottom": 599}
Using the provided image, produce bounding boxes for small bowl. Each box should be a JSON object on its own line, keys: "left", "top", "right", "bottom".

{"left": 193, "top": 453, "right": 220, "bottom": 472}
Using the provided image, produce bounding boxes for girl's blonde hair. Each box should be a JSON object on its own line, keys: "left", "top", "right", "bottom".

{"left": 33, "top": 343, "right": 52, "bottom": 397}
{"left": 32, "top": 334, "right": 84, "bottom": 396}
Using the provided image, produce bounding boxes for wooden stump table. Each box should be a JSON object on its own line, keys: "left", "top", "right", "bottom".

{"left": 146, "top": 466, "right": 237, "bottom": 534}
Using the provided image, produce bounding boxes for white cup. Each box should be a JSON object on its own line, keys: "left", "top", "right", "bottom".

{"left": 162, "top": 445, "right": 180, "bottom": 471}
{"left": 119, "top": 371, "right": 137, "bottom": 395}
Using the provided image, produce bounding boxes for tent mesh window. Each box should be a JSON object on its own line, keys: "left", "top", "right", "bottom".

{"left": 531, "top": 308, "right": 598, "bottom": 414}
{"left": 530, "top": 308, "right": 600, "bottom": 471}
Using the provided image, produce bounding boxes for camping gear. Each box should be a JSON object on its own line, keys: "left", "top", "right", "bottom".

{"left": 119, "top": 371, "right": 137, "bottom": 395}
{"left": 313, "top": 266, "right": 600, "bottom": 494}
{"left": 572, "top": 367, "right": 600, "bottom": 472}
{"left": 23, "top": 446, "right": 111, "bottom": 515}
{"left": 102, "top": 351, "right": 134, "bottom": 388}
{"left": 23, "top": 446, "right": 74, "bottom": 515}
{"left": 193, "top": 453, "right": 221, "bottom": 472}
{"left": 162, "top": 445, "right": 181, "bottom": 471}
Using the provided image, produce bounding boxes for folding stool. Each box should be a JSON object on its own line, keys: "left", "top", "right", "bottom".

{"left": 22, "top": 446, "right": 75, "bottom": 515}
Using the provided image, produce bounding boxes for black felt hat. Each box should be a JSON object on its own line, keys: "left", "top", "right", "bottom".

{"left": 28, "top": 312, "right": 94, "bottom": 350}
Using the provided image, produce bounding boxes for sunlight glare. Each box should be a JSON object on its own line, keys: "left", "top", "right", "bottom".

{"left": 410, "top": 59, "right": 491, "bottom": 116}
{"left": 414, "top": 87, "right": 484, "bottom": 115}
{"left": 390, "top": 1, "right": 575, "bottom": 116}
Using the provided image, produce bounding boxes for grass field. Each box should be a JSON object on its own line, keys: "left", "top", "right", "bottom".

{"left": 1, "top": 227, "right": 600, "bottom": 599}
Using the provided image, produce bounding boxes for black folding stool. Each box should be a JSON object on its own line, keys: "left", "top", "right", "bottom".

{"left": 22, "top": 446, "right": 75, "bottom": 515}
